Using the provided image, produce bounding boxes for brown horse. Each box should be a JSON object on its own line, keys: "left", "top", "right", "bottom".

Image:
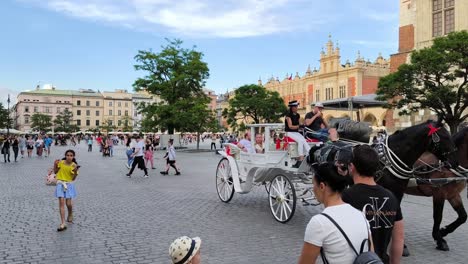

{"left": 405, "top": 127, "right": 468, "bottom": 251}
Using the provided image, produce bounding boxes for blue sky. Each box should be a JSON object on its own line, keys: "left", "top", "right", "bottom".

{"left": 0, "top": 0, "right": 399, "bottom": 105}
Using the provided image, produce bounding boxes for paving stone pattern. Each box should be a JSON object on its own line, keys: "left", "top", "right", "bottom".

{"left": 0, "top": 142, "right": 467, "bottom": 263}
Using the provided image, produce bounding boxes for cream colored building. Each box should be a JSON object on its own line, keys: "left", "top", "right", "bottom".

{"left": 102, "top": 90, "right": 133, "bottom": 130}
{"left": 72, "top": 89, "right": 104, "bottom": 130}
{"left": 262, "top": 37, "right": 391, "bottom": 126}
{"left": 389, "top": 0, "right": 468, "bottom": 129}
{"left": 16, "top": 86, "right": 73, "bottom": 132}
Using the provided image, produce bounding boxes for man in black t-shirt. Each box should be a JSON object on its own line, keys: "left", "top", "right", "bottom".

{"left": 304, "top": 102, "right": 332, "bottom": 142}
{"left": 342, "top": 145, "right": 404, "bottom": 264}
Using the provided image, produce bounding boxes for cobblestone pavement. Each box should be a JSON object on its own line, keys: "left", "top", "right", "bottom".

{"left": 0, "top": 142, "right": 467, "bottom": 263}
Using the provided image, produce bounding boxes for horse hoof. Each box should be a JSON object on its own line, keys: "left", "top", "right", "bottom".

{"left": 436, "top": 240, "right": 450, "bottom": 251}
{"left": 402, "top": 245, "right": 411, "bottom": 257}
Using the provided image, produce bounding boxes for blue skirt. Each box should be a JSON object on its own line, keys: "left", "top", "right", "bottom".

{"left": 55, "top": 182, "right": 77, "bottom": 199}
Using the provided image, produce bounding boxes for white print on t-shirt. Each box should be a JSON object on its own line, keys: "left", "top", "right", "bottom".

{"left": 363, "top": 197, "right": 396, "bottom": 229}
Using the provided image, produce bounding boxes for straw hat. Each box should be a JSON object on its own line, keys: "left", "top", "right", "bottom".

{"left": 169, "top": 236, "right": 202, "bottom": 264}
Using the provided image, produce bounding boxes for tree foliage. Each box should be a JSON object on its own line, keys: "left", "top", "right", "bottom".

{"left": 100, "top": 119, "right": 116, "bottom": 133}
{"left": 121, "top": 116, "right": 133, "bottom": 132}
{"left": 53, "top": 109, "right": 79, "bottom": 133}
{"left": 133, "top": 39, "right": 210, "bottom": 134}
{"left": 30, "top": 113, "right": 52, "bottom": 132}
{"left": 178, "top": 96, "right": 218, "bottom": 149}
{"left": 377, "top": 31, "right": 468, "bottom": 133}
{"left": 222, "top": 84, "right": 287, "bottom": 131}
{"left": 0, "top": 103, "right": 11, "bottom": 129}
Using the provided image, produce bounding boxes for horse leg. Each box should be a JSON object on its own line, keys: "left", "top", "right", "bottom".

{"left": 439, "top": 194, "right": 467, "bottom": 238}
{"left": 432, "top": 195, "right": 449, "bottom": 251}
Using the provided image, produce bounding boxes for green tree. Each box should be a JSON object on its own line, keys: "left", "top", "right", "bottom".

{"left": 0, "top": 103, "right": 11, "bottom": 129}
{"left": 133, "top": 39, "right": 209, "bottom": 134}
{"left": 100, "top": 119, "right": 116, "bottom": 133}
{"left": 180, "top": 97, "right": 218, "bottom": 149}
{"left": 377, "top": 31, "right": 468, "bottom": 133}
{"left": 53, "top": 109, "right": 79, "bottom": 133}
{"left": 121, "top": 116, "right": 133, "bottom": 132}
{"left": 30, "top": 113, "right": 52, "bottom": 132}
{"left": 222, "top": 84, "right": 287, "bottom": 131}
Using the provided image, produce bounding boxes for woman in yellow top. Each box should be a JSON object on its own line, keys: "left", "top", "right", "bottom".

{"left": 54, "top": 149, "right": 80, "bottom": 232}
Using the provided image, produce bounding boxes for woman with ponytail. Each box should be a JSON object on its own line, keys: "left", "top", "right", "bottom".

{"left": 298, "top": 162, "right": 374, "bottom": 264}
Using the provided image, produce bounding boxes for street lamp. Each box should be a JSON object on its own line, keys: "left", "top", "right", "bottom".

{"left": 7, "top": 94, "right": 10, "bottom": 135}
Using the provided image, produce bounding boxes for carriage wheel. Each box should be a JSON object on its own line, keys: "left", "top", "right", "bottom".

{"left": 216, "top": 158, "right": 235, "bottom": 203}
{"left": 269, "top": 175, "right": 297, "bottom": 223}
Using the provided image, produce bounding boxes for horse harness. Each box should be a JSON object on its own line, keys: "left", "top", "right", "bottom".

{"left": 373, "top": 125, "right": 467, "bottom": 187}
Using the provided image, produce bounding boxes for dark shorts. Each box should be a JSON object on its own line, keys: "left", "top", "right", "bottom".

{"left": 166, "top": 159, "right": 175, "bottom": 165}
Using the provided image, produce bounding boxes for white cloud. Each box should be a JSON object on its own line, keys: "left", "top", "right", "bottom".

{"left": 17, "top": 0, "right": 332, "bottom": 38}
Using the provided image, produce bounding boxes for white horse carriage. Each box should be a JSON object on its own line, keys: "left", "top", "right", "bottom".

{"left": 215, "top": 123, "right": 323, "bottom": 223}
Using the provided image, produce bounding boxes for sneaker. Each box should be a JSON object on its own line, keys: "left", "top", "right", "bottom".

{"left": 126, "top": 173, "right": 131, "bottom": 178}
{"left": 175, "top": 172, "right": 181, "bottom": 175}
{"left": 125, "top": 164, "right": 130, "bottom": 169}
{"left": 160, "top": 171, "right": 168, "bottom": 175}
{"left": 143, "top": 175, "right": 149, "bottom": 178}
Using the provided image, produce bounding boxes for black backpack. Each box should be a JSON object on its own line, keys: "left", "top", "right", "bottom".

{"left": 320, "top": 213, "right": 383, "bottom": 264}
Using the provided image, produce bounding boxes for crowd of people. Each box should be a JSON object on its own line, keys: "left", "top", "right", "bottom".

{"left": 2, "top": 101, "right": 406, "bottom": 264}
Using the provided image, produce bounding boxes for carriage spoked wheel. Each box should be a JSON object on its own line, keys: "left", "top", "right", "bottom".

{"left": 264, "top": 182, "right": 271, "bottom": 195}
{"left": 216, "top": 158, "right": 235, "bottom": 203}
{"left": 268, "top": 175, "right": 297, "bottom": 223}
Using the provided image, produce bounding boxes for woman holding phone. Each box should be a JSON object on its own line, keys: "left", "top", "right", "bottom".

{"left": 54, "top": 149, "right": 80, "bottom": 232}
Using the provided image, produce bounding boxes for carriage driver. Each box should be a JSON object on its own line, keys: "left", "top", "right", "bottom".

{"left": 285, "top": 100, "right": 311, "bottom": 168}
{"left": 304, "top": 102, "right": 334, "bottom": 142}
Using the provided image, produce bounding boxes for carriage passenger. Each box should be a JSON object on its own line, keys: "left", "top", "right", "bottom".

{"left": 285, "top": 100, "right": 310, "bottom": 168}
{"left": 298, "top": 163, "right": 374, "bottom": 264}
{"left": 254, "top": 133, "right": 264, "bottom": 154}
{"left": 237, "top": 131, "right": 255, "bottom": 153}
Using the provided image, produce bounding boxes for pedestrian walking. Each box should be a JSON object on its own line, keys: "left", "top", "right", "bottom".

{"left": 160, "top": 139, "right": 181, "bottom": 175}
{"left": 210, "top": 135, "right": 216, "bottom": 150}
{"left": 19, "top": 135, "right": 26, "bottom": 158}
{"left": 12, "top": 136, "right": 19, "bottom": 162}
{"left": 169, "top": 236, "right": 202, "bottom": 264}
{"left": 125, "top": 145, "right": 134, "bottom": 169}
{"left": 35, "top": 136, "right": 44, "bottom": 157}
{"left": 44, "top": 135, "right": 53, "bottom": 157}
{"left": 1, "top": 136, "right": 11, "bottom": 162}
{"left": 126, "top": 135, "right": 148, "bottom": 178}
{"left": 106, "top": 137, "right": 114, "bottom": 157}
{"left": 144, "top": 139, "right": 155, "bottom": 169}
{"left": 87, "top": 137, "right": 93, "bottom": 152}
{"left": 26, "top": 136, "right": 34, "bottom": 157}
{"left": 54, "top": 149, "right": 80, "bottom": 232}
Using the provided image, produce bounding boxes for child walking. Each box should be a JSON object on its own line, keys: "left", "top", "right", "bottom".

{"left": 54, "top": 149, "right": 80, "bottom": 232}
{"left": 160, "top": 139, "right": 181, "bottom": 175}
{"left": 87, "top": 137, "right": 92, "bottom": 152}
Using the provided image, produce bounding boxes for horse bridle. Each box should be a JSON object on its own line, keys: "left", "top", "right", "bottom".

{"left": 376, "top": 124, "right": 451, "bottom": 180}
{"left": 427, "top": 124, "right": 458, "bottom": 165}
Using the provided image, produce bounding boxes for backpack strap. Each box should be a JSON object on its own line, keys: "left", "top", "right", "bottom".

{"left": 321, "top": 213, "right": 359, "bottom": 255}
